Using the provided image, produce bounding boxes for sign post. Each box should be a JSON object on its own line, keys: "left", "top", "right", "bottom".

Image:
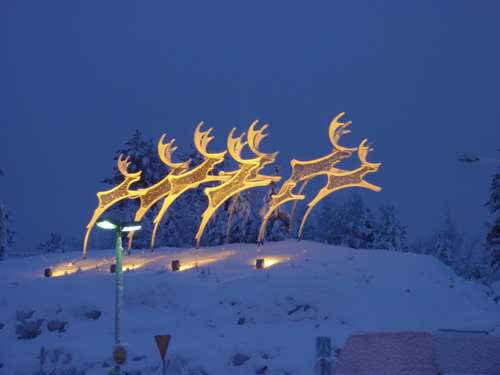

{"left": 315, "top": 337, "right": 333, "bottom": 375}
{"left": 113, "top": 343, "right": 128, "bottom": 373}
{"left": 155, "top": 335, "right": 171, "bottom": 375}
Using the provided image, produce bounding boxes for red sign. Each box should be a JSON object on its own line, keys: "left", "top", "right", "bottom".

{"left": 113, "top": 344, "right": 127, "bottom": 365}
{"left": 155, "top": 335, "right": 171, "bottom": 360}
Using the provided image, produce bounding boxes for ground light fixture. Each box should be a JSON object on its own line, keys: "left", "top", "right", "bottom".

{"left": 171, "top": 260, "right": 181, "bottom": 271}
{"left": 256, "top": 259, "right": 265, "bottom": 269}
{"left": 95, "top": 217, "right": 141, "bottom": 375}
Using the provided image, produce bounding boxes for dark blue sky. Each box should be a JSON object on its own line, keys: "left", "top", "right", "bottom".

{"left": 1, "top": 2, "right": 499, "bottom": 251}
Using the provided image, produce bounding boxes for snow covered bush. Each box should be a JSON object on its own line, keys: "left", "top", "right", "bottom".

{"left": 37, "top": 232, "right": 66, "bottom": 253}
{"left": 485, "top": 157, "right": 500, "bottom": 269}
{"left": 0, "top": 170, "right": 15, "bottom": 260}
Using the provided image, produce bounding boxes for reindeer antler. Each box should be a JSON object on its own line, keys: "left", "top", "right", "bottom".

{"left": 118, "top": 154, "right": 141, "bottom": 178}
{"left": 194, "top": 122, "right": 227, "bottom": 159}
{"left": 227, "top": 128, "right": 250, "bottom": 164}
{"left": 158, "top": 134, "right": 190, "bottom": 172}
{"left": 247, "top": 121, "right": 279, "bottom": 159}
{"left": 358, "top": 139, "right": 381, "bottom": 168}
{"left": 329, "top": 113, "right": 358, "bottom": 153}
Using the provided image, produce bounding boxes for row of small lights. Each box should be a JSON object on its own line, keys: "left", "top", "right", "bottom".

{"left": 45, "top": 258, "right": 267, "bottom": 277}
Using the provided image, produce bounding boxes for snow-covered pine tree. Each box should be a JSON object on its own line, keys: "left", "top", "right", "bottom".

{"left": 342, "top": 192, "right": 376, "bottom": 249}
{"left": 292, "top": 200, "right": 317, "bottom": 241}
{"left": 0, "top": 199, "right": 14, "bottom": 260}
{"left": 227, "top": 190, "right": 260, "bottom": 243}
{"left": 0, "top": 170, "right": 14, "bottom": 260}
{"left": 316, "top": 197, "right": 343, "bottom": 244}
{"left": 433, "top": 212, "right": 463, "bottom": 267}
{"left": 456, "top": 235, "right": 492, "bottom": 281}
{"left": 103, "top": 130, "right": 171, "bottom": 249}
{"left": 372, "top": 205, "right": 408, "bottom": 251}
{"left": 37, "top": 233, "right": 66, "bottom": 253}
{"left": 316, "top": 192, "right": 376, "bottom": 249}
{"left": 409, "top": 234, "right": 438, "bottom": 255}
{"left": 260, "top": 166, "right": 290, "bottom": 242}
{"left": 485, "top": 156, "right": 500, "bottom": 269}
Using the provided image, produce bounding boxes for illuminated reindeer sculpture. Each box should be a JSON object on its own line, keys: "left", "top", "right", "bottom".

{"left": 83, "top": 155, "right": 144, "bottom": 259}
{"left": 125, "top": 134, "right": 191, "bottom": 254}
{"left": 194, "top": 121, "right": 280, "bottom": 249}
{"left": 148, "top": 122, "right": 228, "bottom": 251}
{"left": 83, "top": 113, "right": 381, "bottom": 257}
{"left": 297, "top": 138, "right": 381, "bottom": 241}
{"left": 258, "top": 113, "right": 357, "bottom": 245}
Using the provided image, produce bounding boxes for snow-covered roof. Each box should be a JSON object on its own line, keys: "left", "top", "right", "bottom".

{"left": 333, "top": 330, "right": 500, "bottom": 375}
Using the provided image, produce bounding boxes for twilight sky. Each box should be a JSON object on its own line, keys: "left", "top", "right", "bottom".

{"left": 1, "top": 2, "right": 499, "bottom": 252}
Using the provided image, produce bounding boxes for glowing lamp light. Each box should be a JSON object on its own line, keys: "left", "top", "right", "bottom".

{"left": 96, "top": 218, "right": 142, "bottom": 232}
{"left": 171, "top": 260, "right": 181, "bottom": 271}
{"left": 256, "top": 259, "right": 265, "bottom": 269}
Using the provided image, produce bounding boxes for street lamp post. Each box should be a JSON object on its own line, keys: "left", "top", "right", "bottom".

{"left": 96, "top": 218, "right": 141, "bottom": 375}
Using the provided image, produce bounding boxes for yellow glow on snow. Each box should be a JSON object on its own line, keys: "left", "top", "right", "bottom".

{"left": 172, "top": 250, "right": 237, "bottom": 272}
{"left": 250, "top": 256, "right": 291, "bottom": 268}
{"left": 46, "top": 247, "right": 302, "bottom": 278}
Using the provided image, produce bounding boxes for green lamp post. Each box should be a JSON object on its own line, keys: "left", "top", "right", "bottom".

{"left": 96, "top": 218, "right": 141, "bottom": 375}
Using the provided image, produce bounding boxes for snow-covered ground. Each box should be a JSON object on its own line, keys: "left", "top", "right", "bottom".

{"left": 0, "top": 240, "right": 499, "bottom": 375}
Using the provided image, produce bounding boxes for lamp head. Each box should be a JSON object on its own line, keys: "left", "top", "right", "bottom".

{"left": 96, "top": 218, "right": 120, "bottom": 230}
{"left": 96, "top": 218, "right": 141, "bottom": 232}
{"left": 458, "top": 154, "right": 479, "bottom": 163}
{"left": 122, "top": 222, "right": 142, "bottom": 232}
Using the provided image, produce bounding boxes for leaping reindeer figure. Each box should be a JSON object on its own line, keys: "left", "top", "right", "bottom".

{"left": 258, "top": 113, "right": 356, "bottom": 245}
{"left": 83, "top": 155, "right": 143, "bottom": 259}
{"left": 195, "top": 121, "right": 280, "bottom": 249}
{"left": 149, "top": 122, "right": 228, "bottom": 251}
{"left": 126, "top": 135, "right": 190, "bottom": 253}
{"left": 297, "top": 139, "right": 381, "bottom": 240}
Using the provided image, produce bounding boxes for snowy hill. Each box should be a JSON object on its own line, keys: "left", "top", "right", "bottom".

{"left": 0, "top": 240, "right": 499, "bottom": 375}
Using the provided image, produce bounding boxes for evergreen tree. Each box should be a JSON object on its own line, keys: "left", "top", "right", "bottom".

{"left": 260, "top": 166, "right": 291, "bottom": 242}
{"left": 373, "top": 205, "right": 408, "bottom": 251}
{"left": 227, "top": 190, "right": 260, "bottom": 244}
{"left": 0, "top": 171, "right": 14, "bottom": 260}
{"left": 409, "top": 235, "right": 438, "bottom": 256}
{"left": 316, "top": 192, "right": 376, "bottom": 249}
{"left": 485, "top": 157, "right": 500, "bottom": 268}
{"left": 292, "top": 200, "right": 317, "bottom": 241}
{"left": 37, "top": 233, "right": 66, "bottom": 253}
{"left": 456, "top": 235, "right": 492, "bottom": 282}
{"left": 433, "top": 212, "right": 463, "bottom": 267}
{"left": 316, "top": 197, "right": 343, "bottom": 244}
{"left": 102, "top": 130, "right": 170, "bottom": 249}
{"left": 103, "top": 130, "right": 167, "bottom": 189}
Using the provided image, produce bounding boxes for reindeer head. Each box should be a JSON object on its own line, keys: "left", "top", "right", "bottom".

{"left": 329, "top": 113, "right": 358, "bottom": 155}
{"left": 247, "top": 121, "right": 279, "bottom": 162}
{"left": 227, "top": 121, "right": 278, "bottom": 165}
{"left": 358, "top": 139, "right": 381, "bottom": 170}
{"left": 194, "top": 122, "right": 227, "bottom": 160}
{"left": 158, "top": 134, "right": 190, "bottom": 175}
{"left": 227, "top": 128, "right": 250, "bottom": 164}
{"left": 118, "top": 154, "right": 142, "bottom": 181}
{"left": 356, "top": 139, "right": 382, "bottom": 192}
